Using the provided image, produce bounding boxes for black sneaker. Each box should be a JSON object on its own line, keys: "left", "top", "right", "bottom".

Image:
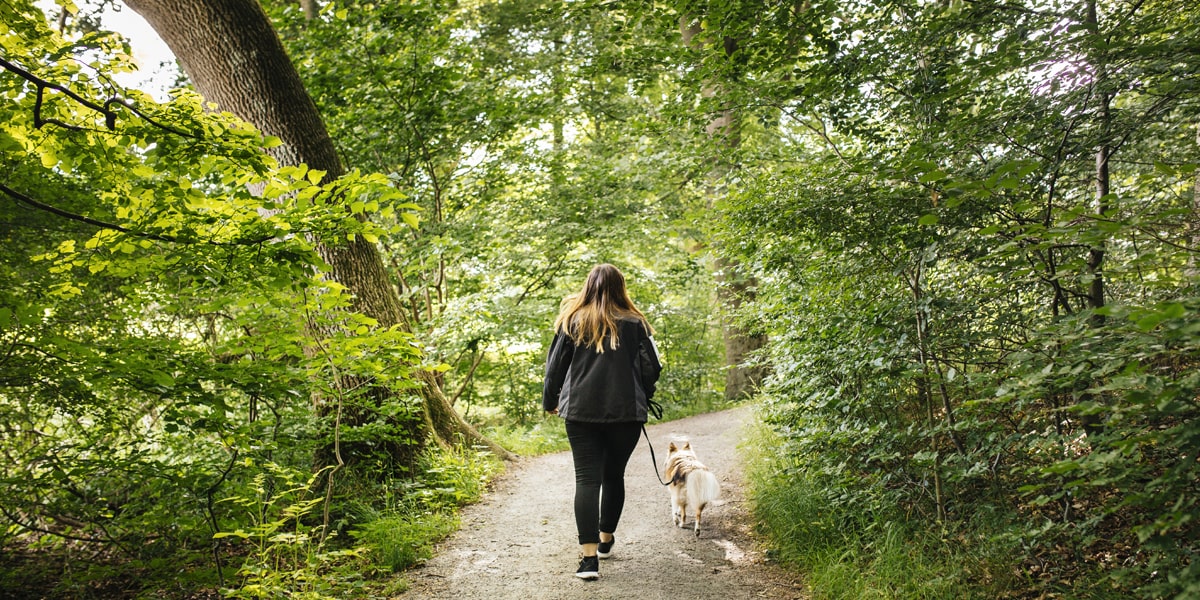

{"left": 575, "top": 555, "right": 599, "bottom": 580}
{"left": 597, "top": 536, "right": 615, "bottom": 559}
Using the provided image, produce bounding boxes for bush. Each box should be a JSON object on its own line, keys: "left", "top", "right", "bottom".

{"left": 743, "top": 418, "right": 1025, "bottom": 600}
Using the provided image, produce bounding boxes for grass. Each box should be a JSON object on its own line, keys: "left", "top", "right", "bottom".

{"left": 480, "top": 417, "right": 571, "bottom": 455}
{"left": 352, "top": 511, "right": 460, "bottom": 573}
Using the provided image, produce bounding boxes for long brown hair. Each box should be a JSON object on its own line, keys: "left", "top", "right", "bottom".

{"left": 554, "top": 264, "right": 654, "bottom": 352}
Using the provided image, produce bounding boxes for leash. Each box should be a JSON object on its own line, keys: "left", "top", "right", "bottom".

{"left": 642, "top": 425, "right": 671, "bottom": 486}
{"left": 642, "top": 398, "right": 671, "bottom": 486}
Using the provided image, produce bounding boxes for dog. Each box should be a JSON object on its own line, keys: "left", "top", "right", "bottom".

{"left": 663, "top": 440, "right": 720, "bottom": 537}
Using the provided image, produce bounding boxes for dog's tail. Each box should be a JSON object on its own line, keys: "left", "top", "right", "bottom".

{"left": 687, "top": 469, "right": 720, "bottom": 508}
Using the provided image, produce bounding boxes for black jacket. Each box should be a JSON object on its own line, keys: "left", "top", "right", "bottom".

{"left": 542, "top": 318, "right": 662, "bottom": 423}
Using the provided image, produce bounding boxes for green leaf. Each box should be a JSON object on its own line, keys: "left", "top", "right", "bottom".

{"left": 917, "top": 170, "right": 946, "bottom": 183}
{"left": 149, "top": 370, "right": 175, "bottom": 387}
{"left": 1161, "top": 302, "right": 1185, "bottom": 319}
{"left": 0, "top": 131, "right": 24, "bottom": 153}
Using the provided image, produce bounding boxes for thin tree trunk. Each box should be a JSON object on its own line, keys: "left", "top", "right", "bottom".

{"left": 1078, "top": 0, "right": 1110, "bottom": 438}
{"left": 1088, "top": 142, "right": 1109, "bottom": 315}
{"left": 125, "top": 0, "right": 513, "bottom": 463}
{"left": 714, "top": 256, "right": 768, "bottom": 399}
{"left": 1086, "top": 0, "right": 1109, "bottom": 320}
{"left": 300, "top": 0, "right": 317, "bottom": 21}
{"left": 919, "top": 360, "right": 946, "bottom": 522}
{"left": 1188, "top": 124, "right": 1200, "bottom": 279}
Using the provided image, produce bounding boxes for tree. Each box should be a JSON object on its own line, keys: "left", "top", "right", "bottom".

{"left": 122, "top": 0, "right": 513, "bottom": 464}
{"left": 1, "top": 0, "right": 723, "bottom": 594}
{"left": 678, "top": 13, "right": 769, "bottom": 401}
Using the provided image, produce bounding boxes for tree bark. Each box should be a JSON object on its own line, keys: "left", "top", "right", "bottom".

{"left": 125, "top": 0, "right": 513, "bottom": 464}
{"left": 300, "top": 0, "right": 318, "bottom": 21}
{"left": 1088, "top": 143, "right": 1109, "bottom": 316}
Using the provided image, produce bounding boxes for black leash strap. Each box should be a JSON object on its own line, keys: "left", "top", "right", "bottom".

{"left": 641, "top": 397, "right": 670, "bottom": 486}
{"left": 642, "top": 425, "right": 671, "bottom": 487}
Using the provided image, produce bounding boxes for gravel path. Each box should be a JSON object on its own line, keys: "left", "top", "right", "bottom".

{"left": 403, "top": 406, "right": 807, "bottom": 600}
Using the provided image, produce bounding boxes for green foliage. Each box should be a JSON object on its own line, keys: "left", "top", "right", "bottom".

{"left": 644, "top": 259, "right": 728, "bottom": 413}
{"left": 710, "top": 0, "right": 1200, "bottom": 594}
{"left": 3, "top": 0, "right": 725, "bottom": 594}
{"left": 402, "top": 444, "right": 501, "bottom": 513}
{"left": 347, "top": 444, "right": 499, "bottom": 578}
{"left": 479, "top": 414, "right": 571, "bottom": 456}
{"left": 36, "top": 0, "right": 1200, "bottom": 598}
{"left": 744, "top": 419, "right": 1033, "bottom": 600}
{"left": 1, "top": 1, "right": 429, "bottom": 596}
{"left": 269, "top": 0, "right": 725, "bottom": 429}
{"left": 214, "top": 464, "right": 367, "bottom": 600}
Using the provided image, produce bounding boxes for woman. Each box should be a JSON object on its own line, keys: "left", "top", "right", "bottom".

{"left": 542, "top": 264, "right": 662, "bottom": 580}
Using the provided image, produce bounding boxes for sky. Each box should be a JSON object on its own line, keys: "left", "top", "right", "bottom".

{"left": 38, "top": 0, "right": 179, "bottom": 100}
{"left": 100, "top": 3, "right": 177, "bottom": 99}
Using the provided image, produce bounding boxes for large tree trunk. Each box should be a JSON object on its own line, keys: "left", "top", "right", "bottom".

{"left": 125, "top": 0, "right": 513, "bottom": 464}
{"left": 680, "top": 19, "right": 768, "bottom": 400}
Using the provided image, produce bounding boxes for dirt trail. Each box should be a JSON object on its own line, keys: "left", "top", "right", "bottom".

{"left": 403, "top": 406, "right": 807, "bottom": 600}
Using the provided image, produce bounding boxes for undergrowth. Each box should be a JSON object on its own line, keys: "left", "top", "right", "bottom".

{"left": 204, "top": 443, "right": 501, "bottom": 599}
{"left": 0, "top": 444, "right": 503, "bottom": 600}
{"left": 741, "top": 417, "right": 1033, "bottom": 600}
{"left": 2, "top": 403, "right": 737, "bottom": 599}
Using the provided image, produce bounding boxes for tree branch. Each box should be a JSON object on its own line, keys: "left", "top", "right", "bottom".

{"left": 1, "top": 56, "right": 199, "bottom": 138}
{"left": 450, "top": 347, "right": 486, "bottom": 406}
{"left": 1, "top": 182, "right": 275, "bottom": 246}
{"left": 1, "top": 181, "right": 180, "bottom": 242}
{"left": 0, "top": 504, "right": 119, "bottom": 547}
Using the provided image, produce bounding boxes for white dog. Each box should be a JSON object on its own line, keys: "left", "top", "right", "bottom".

{"left": 663, "top": 440, "right": 721, "bottom": 537}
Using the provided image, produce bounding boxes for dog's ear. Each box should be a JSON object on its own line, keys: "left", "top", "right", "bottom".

{"left": 668, "top": 441, "right": 677, "bottom": 452}
{"left": 683, "top": 441, "right": 691, "bottom": 450}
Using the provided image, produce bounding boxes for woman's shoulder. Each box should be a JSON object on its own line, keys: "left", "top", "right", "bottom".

{"left": 617, "top": 315, "right": 651, "bottom": 334}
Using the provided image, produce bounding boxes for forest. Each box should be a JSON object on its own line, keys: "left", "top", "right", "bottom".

{"left": 1, "top": 0, "right": 1197, "bottom": 597}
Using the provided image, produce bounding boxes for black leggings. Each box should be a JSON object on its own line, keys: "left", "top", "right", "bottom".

{"left": 565, "top": 420, "right": 642, "bottom": 545}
